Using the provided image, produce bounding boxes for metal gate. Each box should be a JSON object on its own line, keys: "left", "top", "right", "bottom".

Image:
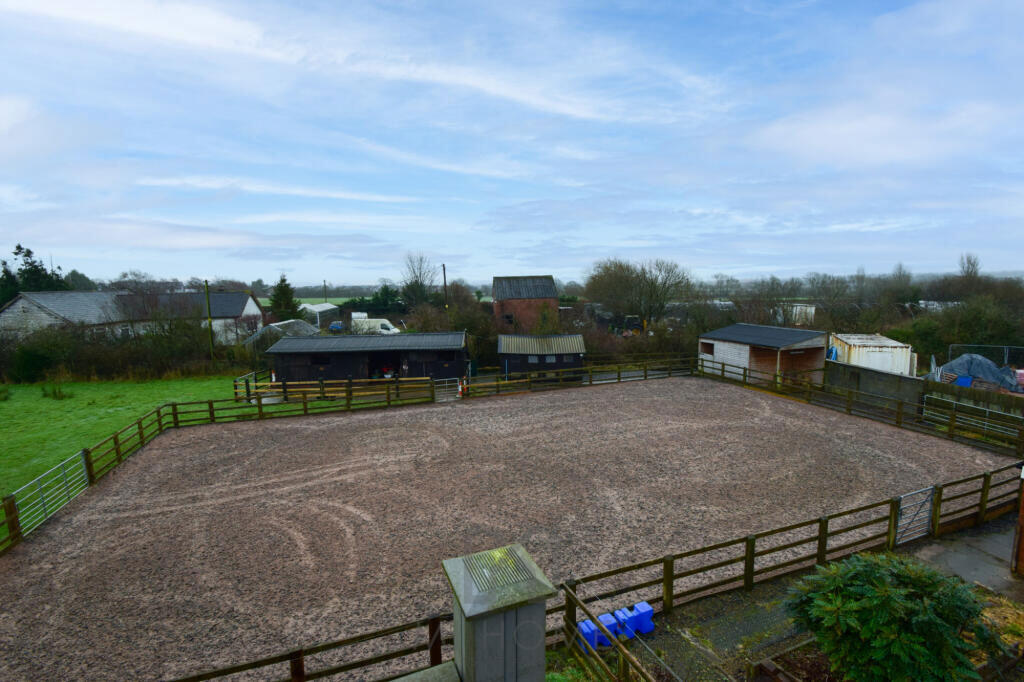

{"left": 895, "top": 486, "right": 935, "bottom": 545}
{"left": 434, "top": 378, "right": 460, "bottom": 402}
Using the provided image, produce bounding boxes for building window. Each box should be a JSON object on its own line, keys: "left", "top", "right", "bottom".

{"left": 310, "top": 355, "right": 331, "bottom": 365}
{"left": 528, "top": 355, "right": 538, "bottom": 364}
{"left": 699, "top": 341, "right": 714, "bottom": 355}
{"left": 545, "top": 355, "right": 556, "bottom": 363}
{"left": 503, "top": 314, "right": 514, "bottom": 325}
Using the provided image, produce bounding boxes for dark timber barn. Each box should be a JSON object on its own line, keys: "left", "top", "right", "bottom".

{"left": 497, "top": 334, "right": 586, "bottom": 375}
{"left": 266, "top": 332, "right": 468, "bottom": 381}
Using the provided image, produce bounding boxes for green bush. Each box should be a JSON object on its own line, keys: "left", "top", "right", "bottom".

{"left": 786, "top": 553, "right": 1001, "bottom": 681}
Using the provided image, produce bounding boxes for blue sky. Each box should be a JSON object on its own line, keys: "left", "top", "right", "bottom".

{"left": 0, "top": 0, "right": 1021, "bottom": 286}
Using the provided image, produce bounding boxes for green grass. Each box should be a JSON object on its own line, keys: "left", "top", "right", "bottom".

{"left": 257, "top": 297, "right": 353, "bottom": 307}
{"left": 0, "top": 376, "right": 237, "bottom": 495}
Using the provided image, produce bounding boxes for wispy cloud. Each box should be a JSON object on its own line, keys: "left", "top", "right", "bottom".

{"left": 136, "top": 176, "right": 416, "bottom": 203}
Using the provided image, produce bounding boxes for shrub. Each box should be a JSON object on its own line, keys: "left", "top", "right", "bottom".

{"left": 786, "top": 553, "right": 1001, "bottom": 682}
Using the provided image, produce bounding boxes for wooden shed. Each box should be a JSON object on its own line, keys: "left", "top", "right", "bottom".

{"left": 497, "top": 334, "right": 586, "bottom": 375}
{"left": 266, "top": 332, "right": 468, "bottom": 381}
{"left": 698, "top": 323, "right": 826, "bottom": 382}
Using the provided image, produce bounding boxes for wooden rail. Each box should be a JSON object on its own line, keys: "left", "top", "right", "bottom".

{"left": 168, "top": 459, "right": 1023, "bottom": 681}
{"left": 465, "top": 358, "right": 695, "bottom": 398}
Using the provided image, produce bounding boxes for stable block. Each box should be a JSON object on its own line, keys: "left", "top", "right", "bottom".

{"left": 577, "top": 620, "right": 598, "bottom": 651}
{"left": 632, "top": 601, "right": 654, "bottom": 634}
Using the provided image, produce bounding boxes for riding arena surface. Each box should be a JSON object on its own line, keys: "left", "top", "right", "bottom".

{"left": 0, "top": 377, "right": 1007, "bottom": 680}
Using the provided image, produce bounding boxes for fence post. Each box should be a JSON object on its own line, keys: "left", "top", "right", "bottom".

{"left": 644, "top": 361, "right": 648, "bottom": 380}
{"left": 662, "top": 556, "right": 674, "bottom": 614}
{"left": 245, "top": 378, "right": 251, "bottom": 401}
{"left": 208, "top": 400, "right": 216, "bottom": 424}
{"left": 319, "top": 378, "right": 325, "bottom": 400}
{"left": 427, "top": 616, "right": 442, "bottom": 666}
{"left": 721, "top": 362, "right": 726, "bottom": 379}
{"left": 156, "top": 406, "right": 163, "bottom": 433}
{"left": 282, "top": 381, "right": 289, "bottom": 402}
{"left": 288, "top": 650, "right": 306, "bottom": 682}
{"left": 887, "top": 497, "right": 900, "bottom": 550}
{"left": 932, "top": 485, "right": 944, "bottom": 536}
{"left": 617, "top": 652, "right": 629, "bottom": 680}
{"left": 588, "top": 367, "right": 593, "bottom": 385}
{"left": 1017, "top": 428, "right": 1024, "bottom": 457}
{"left": 430, "top": 379, "right": 436, "bottom": 402}
{"left": 346, "top": 378, "right": 353, "bottom": 410}
{"left": 80, "top": 448, "right": 96, "bottom": 486}
{"left": 527, "top": 373, "right": 533, "bottom": 391}
{"left": 744, "top": 536, "right": 756, "bottom": 590}
{"left": 896, "top": 400, "right": 904, "bottom": 427}
{"left": 742, "top": 367, "right": 747, "bottom": 385}
{"left": 137, "top": 419, "right": 146, "bottom": 446}
{"left": 496, "top": 378, "right": 501, "bottom": 395}
{"left": 845, "top": 389, "right": 853, "bottom": 414}
{"left": 563, "top": 579, "right": 578, "bottom": 652}
{"left": 256, "top": 394, "right": 264, "bottom": 419}
{"left": 816, "top": 517, "right": 829, "bottom": 565}
{"left": 300, "top": 392, "right": 308, "bottom": 415}
{"left": 978, "top": 472, "right": 993, "bottom": 523}
{"left": 171, "top": 403, "right": 180, "bottom": 428}
{"left": 113, "top": 432, "right": 122, "bottom": 464}
{"left": 2, "top": 495, "right": 22, "bottom": 548}
{"left": 617, "top": 365, "right": 622, "bottom": 383}
{"left": 386, "top": 382, "right": 391, "bottom": 407}
{"left": 947, "top": 407, "right": 957, "bottom": 439}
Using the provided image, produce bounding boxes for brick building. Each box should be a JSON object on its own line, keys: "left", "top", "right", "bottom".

{"left": 492, "top": 275, "right": 559, "bottom": 333}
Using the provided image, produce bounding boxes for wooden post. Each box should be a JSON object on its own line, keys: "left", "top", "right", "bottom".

{"left": 1017, "top": 428, "right": 1024, "bottom": 457}
{"left": 528, "top": 373, "right": 533, "bottom": 391}
{"left": 744, "top": 536, "right": 756, "bottom": 590}
{"left": 80, "top": 448, "right": 96, "bottom": 486}
{"left": 979, "top": 472, "right": 993, "bottom": 523}
{"left": 845, "top": 389, "right": 853, "bottom": 414}
{"left": 346, "top": 378, "right": 353, "bottom": 410}
{"left": 156, "top": 406, "right": 163, "bottom": 433}
{"left": 171, "top": 403, "right": 180, "bottom": 428}
{"left": 887, "top": 497, "right": 900, "bottom": 550}
{"left": 617, "top": 652, "right": 629, "bottom": 680}
{"left": 386, "top": 382, "right": 391, "bottom": 407}
{"left": 720, "top": 362, "right": 725, "bottom": 379}
{"left": 947, "top": 408, "right": 957, "bottom": 439}
{"left": 644, "top": 361, "right": 648, "bottom": 380}
{"left": 667, "top": 363, "right": 672, "bottom": 378}
{"left": 588, "top": 367, "right": 593, "bottom": 385}
{"left": 932, "top": 485, "right": 944, "bottom": 536}
{"left": 137, "top": 419, "right": 145, "bottom": 446}
{"left": 563, "top": 580, "right": 578, "bottom": 652}
{"left": 617, "top": 365, "right": 622, "bottom": 383}
{"left": 427, "top": 616, "right": 442, "bottom": 666}
{"left": 662, "top": 556, "right": 674, "bottom": 614}
{"left": 245, "top": 378, "right": 251, "bottom": 400}
{"left": 302, "top": 393, "right": 309, "bottom": 415}
{"left": 113, "top": 432, "right": 122, "bottom": 463}
{"left": 208, "top": 400, "right": 216, "bottom": 423}
{"left": 430, "top": 379, "right": 436, "bottom": 402}
{"left": 496, "top": 378, "right": 501, "bottom": 395}
{"left": 288, "top": 650, "right": 306, "bottom": 682}
{"left": 2, "top": 495, "right": 22, "bottom": 548}
{"left": 816, "top": 517, "right": 829, "bottom": 565}
{"left": 319, "top": 378, "right": 325, "bottom": 400}
{"left": 256, "top": 394, "right": 264, "bottom": 419}
{"left": 282, "top": 381, "right": 289, "bottom": 402}
{"left": 896, "top": 400, "right": 904, "bottom": 427}
{"left": 742, "top": 367, "right": 747, "bottom": 385}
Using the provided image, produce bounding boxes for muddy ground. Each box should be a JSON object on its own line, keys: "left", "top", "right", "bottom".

{"left": 0, "top": 378, "right": 1008, "bottom": 680}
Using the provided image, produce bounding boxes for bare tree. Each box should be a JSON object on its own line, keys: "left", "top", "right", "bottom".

{"left": 585, "top": 258, "right": 690, "bottom": 324}
{"left": 959, "top": 253, "right": 980, "bottom": 279}
{"left": 401, "top": 253, "right": 439, "bottom": 308}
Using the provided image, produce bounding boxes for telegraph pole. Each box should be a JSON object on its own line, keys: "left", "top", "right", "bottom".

{"left": 442, "top": 264, "right": 449, "bottom": 312}
{"left": 204, "top": 279, "right": 215, "bottom": 364}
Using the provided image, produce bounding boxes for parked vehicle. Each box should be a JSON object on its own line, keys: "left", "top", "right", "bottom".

{"left": 327, "top": 321, "right": 345, "bottom": 334}
{"left": 351, "top": 318, "right": 401, "bottom": 335}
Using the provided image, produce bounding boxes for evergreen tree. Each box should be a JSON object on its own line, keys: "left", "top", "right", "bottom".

{"left": 0, "top": 244, "right": 69, "bottom": 306}
{"left": 269, "top": 274, "right": 302, "bottom": 320}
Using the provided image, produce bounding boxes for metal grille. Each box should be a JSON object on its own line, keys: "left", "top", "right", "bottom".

{"left": 433, "top": 378, "right": 460, "bottom": 402}
{"left": 895, "top": 486, "right": 934, "bottom": 545}
{"left": 11, "top": 452, "right": 89, "bottom": 536}
{"left": 464, "top": 547, "right": 532, "bottom": 591}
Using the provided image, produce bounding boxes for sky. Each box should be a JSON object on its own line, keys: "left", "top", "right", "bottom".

{"left": 0, "top": 0, "right": 1022, "bottom": 286}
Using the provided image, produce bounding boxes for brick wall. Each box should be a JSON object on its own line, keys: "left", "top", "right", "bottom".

{"left": 494, "top": 298, "right": 559, "bottom": 333}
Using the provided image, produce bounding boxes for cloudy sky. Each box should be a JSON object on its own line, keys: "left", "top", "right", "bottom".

{"left": 0, "top": 0, "right": 1021, "bottom": 285}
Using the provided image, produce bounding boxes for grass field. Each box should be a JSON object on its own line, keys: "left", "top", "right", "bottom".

{"left": 257, "top": 297, "right": 353, "bottom": 307}
{"left": 0, "top": 375, "right": 237, "bottom": 494}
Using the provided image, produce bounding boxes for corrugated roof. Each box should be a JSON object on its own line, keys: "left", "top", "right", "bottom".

{"left": 497, "top": 334, "right": 586, "bottom": 355}
{"left": 16, "top": 291, "right": 257, "bottom": 324}
{"left": 699, "top": 323, "right": 825, "bottom": 349}
{"left": 832, "top": 334, "right": 909, "bottom": 348}
{"left": 266, "top": 332, "right": 467, "bottom": 354}
{"left": 299, "top": 302, "right": 339, "bottom": 313}
{"left": 492, "top": 275, "right": 558, "bottom": 301}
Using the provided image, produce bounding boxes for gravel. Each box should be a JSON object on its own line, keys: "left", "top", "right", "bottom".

{"left": 0, "top": 377, "right": 1007, "bottom": 680}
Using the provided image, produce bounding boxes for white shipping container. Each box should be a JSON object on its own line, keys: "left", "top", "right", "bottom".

{"left": 831, "top": 334, "right": 914, "bottom": 376}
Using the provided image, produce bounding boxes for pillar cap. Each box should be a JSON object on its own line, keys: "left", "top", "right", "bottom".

{"left": 442, "top": 544, "right": 556, "bottom": 619}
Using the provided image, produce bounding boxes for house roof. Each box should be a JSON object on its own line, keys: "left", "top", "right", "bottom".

{"left": 497, "top": 334, "right": 586, "bottom": 355}
{"left": 699, "top": 323, "right": 825, "bottom": 349}
{"left": 492, "top": 275, "right": 558, "bottom": 301}
{"left": 832, "top": 333, "right": 909, "bottom": 348}
{"left": 265, "top": 332, "right": 467, "bottom": 354}
{"left": 10, "top": 291, "right": 258, "bottom": 325}
{"left": 299, "top": 302, "right": 339, "bottom": 313}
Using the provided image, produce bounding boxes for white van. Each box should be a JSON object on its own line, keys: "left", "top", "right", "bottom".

{"left": 351, "top": 318, "right": 401, "bottom": 335}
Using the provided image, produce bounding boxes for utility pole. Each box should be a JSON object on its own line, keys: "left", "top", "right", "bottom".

{"left": 323, "top": 279, "right": 327, "bottom": 302}
{"left": 442, "top": 263, "right": 449, "bottom": 312}
{"left": 204, "top": 279, "right": 215, "bottom": 364}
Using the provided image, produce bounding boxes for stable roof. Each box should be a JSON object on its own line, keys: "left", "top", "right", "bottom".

{"left": 699, "top": 323, "right": 825, "bottom": 349}
{"left": 266, "top": 332, "right": 467, "bottom": 354}
{"left": 492, "top": 276, "right": 558, "bottom": 301}
{"left": 831, "top": 333, "right": 909, "bottom": 349}
{"left": 497, "top": 334, "right": 585, "bottom": 355}
{"left": 299, "top": 302, "right": 339, "bottom": 313}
